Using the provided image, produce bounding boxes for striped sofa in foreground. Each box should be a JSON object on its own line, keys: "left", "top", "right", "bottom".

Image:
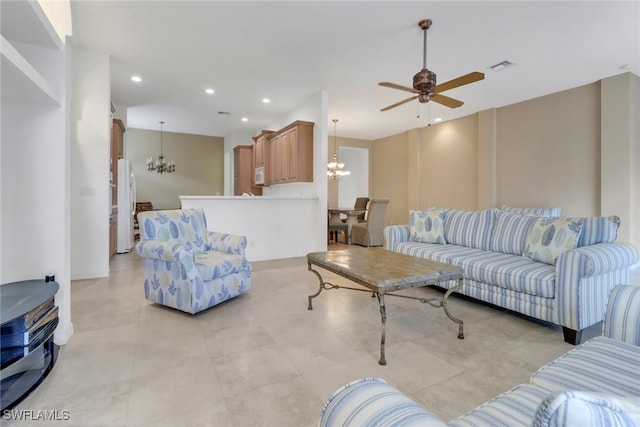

{"left": 319, "top": 285, "right": 640, "bottom": 427}
{"left": 384, "top": 206, "right": 639, "bottom": 344}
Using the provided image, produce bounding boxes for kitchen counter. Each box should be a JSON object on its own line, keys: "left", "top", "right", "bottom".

{"left": 181, "top": 195, "right": 318, "bottom": 201}
{"left": 180, "top": 195, "right": 324, "bottom": 261}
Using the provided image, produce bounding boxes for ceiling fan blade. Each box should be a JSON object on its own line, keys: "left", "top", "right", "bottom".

{"left": 433, "top": 71, "right": 485, "bottom": 93}
{"left": 380, "top": 96, "right": 419, "bottom": 112}
{"left": 379, "top": 82, "right": 419, "bottom": 94}
{"left": 430, "top": 93, "right": 464, "bottom": 108}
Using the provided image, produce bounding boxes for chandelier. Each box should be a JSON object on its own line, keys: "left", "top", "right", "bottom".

{"left": 146, "top": 121, "right": 175, "bottom": 174}
{"left": 327, "top": 119, "right": 350, "bottom": 179}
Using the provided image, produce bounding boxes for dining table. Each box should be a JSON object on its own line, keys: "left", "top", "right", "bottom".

{"left": 328, "top": 208, "right": 366, "bottom": 244}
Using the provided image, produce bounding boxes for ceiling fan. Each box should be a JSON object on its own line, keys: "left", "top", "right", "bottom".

{"left": 379, "top": 19, "right": 485, "bottom": 112}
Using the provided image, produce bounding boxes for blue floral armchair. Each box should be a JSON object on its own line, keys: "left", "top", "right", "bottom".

{"left": 135, "top": 209, "right": 252, "bottom": 314}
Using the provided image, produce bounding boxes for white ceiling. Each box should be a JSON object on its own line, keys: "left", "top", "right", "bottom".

{"left": 73, "top": 1, "right": 640, "bottom": 140}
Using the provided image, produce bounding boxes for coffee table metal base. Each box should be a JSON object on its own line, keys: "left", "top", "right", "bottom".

{"left": 307, "top": 265, "right": 464, "bottom": 366}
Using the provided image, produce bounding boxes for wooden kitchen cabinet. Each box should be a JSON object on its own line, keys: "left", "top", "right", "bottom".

{"left": 109, "top": 207, "right": 118, "bottom": 259}
{"left": 266, "top": 120, "right": 313, "bottom": 185}
{"left": 110, "top": 119, "right": 125, "bottom": 205}
{"left": 110, "top": 119, "right": 125, "bottom": 259}
{"left": 252, "top": 130, "right": 274, "bottom": 185}
{"left": 234, "top": 145, "right": 262, "bottom": 195}
{"left": 268, "top": 133, "right": 282, "bottom": 184}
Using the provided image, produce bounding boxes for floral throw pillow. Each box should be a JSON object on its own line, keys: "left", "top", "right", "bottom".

{"left": 523, "top": 217, "right": 583, "bottom": 265}
{"left": 409, "top": 209, "right": 446, "bottom": 244}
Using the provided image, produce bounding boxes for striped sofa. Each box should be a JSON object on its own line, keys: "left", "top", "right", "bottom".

{"left": 384, "top": 207, "right": 639, "bottom": 344}
{"left": 319, "top": 285, "right": 640, "bottom": 427}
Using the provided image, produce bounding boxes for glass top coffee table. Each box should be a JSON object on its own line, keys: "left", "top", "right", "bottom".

{"left": 307, "top": 247, "right": 464, "bottom": 365}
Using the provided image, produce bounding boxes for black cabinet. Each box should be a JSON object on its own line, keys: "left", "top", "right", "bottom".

{"left": 1, "top": 278, "right": 59, "bottom": 411}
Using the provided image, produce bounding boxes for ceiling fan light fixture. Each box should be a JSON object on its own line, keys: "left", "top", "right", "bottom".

{"left": 378, "top": 19, "right": 484, "bottom": 112}
{"left": 413, "top": 69, "right": 437, "bottom": 94}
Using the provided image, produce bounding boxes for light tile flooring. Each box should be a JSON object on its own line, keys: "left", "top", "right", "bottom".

{"left": 7, "top": 246, "right": 601, "bottom": 426}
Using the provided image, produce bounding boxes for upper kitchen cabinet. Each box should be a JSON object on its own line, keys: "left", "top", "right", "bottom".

{"left": 266, "top": 120, "right": 314, "bottom": 185}
{"left": 252, "top": 130, "right": 274, "bottom": 170}
{"left": 252, "top": 130, "right": 274, "bottom": 186}
{"left": 234, "top": 145, "right": 262, "bottom": 196}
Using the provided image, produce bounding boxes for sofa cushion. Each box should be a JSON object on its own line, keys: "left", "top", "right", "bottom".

{"left": 409, "top": 209, "right": 446, "bottom": 244}
{"left": 394, "top": 243, "right": 556, "bottom": 298}
{"left": 501, "top": 205, "right": 562, "bottom": 217}
{"left": 450, "top": 248, "right": 557, "bottom": 298}
{"left": 523, "top": 217, "right": 583, "bottom": 265}
{"left": 394, "top": 242, "right": 486, "bottom": 265}
{"left": 444, "top": 208, "right": 496, "bottom": 251}
{"left": 577, "top": 215, "right": 620, "bottom": 247}
{"left": 450, "top": 384, "right": 551, "bottom": 427}
{"left": 195, "top": 251, "right": 248, "bottom": 281}
{"left": 532, "top": 391, "right": 640, "bottom": 427}
{"left": 530, "top": 336, "right": 640, "bottom": 396}
{"left": 490, "top": 210, "right": 537, "bottom": 256}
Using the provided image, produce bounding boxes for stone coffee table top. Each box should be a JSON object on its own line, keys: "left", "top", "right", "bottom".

{"left": 307, "top": 247, "right": 463, "bottom": 293}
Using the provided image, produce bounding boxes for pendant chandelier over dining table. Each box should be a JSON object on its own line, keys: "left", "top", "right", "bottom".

{"left": 146, "top": 121, "right": 175, "bottom": 174}
{"left": 327, "top": 118, "right": 350, "bottom": 179}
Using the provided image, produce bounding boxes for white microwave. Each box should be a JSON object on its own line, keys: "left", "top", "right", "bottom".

{"left": 254, "top": 166, "right": 265, "bottom": 185}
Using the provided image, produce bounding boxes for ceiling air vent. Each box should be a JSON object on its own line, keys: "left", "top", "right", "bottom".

{"left": 489, "top": 60, "right": 516, "bottom": 72}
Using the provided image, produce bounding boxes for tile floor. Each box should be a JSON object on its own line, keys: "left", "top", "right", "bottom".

{"left": 6, "top": 246, "right": 601, "bottom": 426}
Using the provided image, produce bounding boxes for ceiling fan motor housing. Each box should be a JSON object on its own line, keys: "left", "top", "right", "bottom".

{"left": 413, "top": 68, "right": 436, "bottom": 95}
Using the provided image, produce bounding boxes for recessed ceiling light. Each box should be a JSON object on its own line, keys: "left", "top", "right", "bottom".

{"left": 241, "top": 117, "right": 248, "bottom": 122}
{"left": 131, "top": 75, "right": 142, "bottom": 82}
{"left": 262, "top": 98, "right": 270, "bottom": 104}
{"left": 488, "top": 60, "right": 516, "bottom": 72}
{"left": 205, "top": 88, "right": 214, "bottom": 94}
{"left": 434, "top": 117, "right": 443, "bottom": 122}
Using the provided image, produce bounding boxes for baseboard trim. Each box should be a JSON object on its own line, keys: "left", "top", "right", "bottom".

{"left": 71, "top": 270, "right": 109, "bottom": 280}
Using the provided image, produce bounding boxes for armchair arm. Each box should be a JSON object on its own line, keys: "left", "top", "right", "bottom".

{"left": 603, "top": 285, "right": 640, "bottom": 346}
{"left": 555, "top": 243, "right": 639, "bottom": 331}
{"left": 557, "top": 243, "right": 640, "bottom": 278}
{"left": 384, "top": 225, "right": 411, "bottom": 251}
{"left": 319, "top": 377, "right": 448, "bottom": 427}
{"left": 207, "top": 231, "right": 247, "bottom": 255}
{"left": 135, "top": 240, "right": 195, "bottom": 264}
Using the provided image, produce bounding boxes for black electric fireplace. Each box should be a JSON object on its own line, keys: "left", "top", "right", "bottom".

{"left": 0, "top": 277, "right": 59, "bottom": 411}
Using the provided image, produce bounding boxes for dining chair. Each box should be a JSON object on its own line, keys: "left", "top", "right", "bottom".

{"left": 350, "top": 198, "right": 390, "bottom": 247}
{"left": 354, "top": 197, "right": 369, "bottom": 222}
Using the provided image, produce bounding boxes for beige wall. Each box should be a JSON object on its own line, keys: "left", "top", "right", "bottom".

{"left": 417, "top": 115, "right": 479, "bottom": 211}
{"left": 495, "top": 83, "right": 600, "bottom": 216}
{"left": 600, "top": 72, "right": 639, "bottom": 245}
{"left": 631, "top": 74, "right": 640, "bottom": 248}
{"left": 368, "top": 73, "right": 639, "bottom": 249}
{"left": 126, "top": 128, "right": 224, "bottom": 209}
{"left": 371, "top": 132, "right": 409, "bottom": 226}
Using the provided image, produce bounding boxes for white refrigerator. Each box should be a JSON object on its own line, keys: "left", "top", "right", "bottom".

{"left": 117, "top": 159, "right": 136, "bottom": 253}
